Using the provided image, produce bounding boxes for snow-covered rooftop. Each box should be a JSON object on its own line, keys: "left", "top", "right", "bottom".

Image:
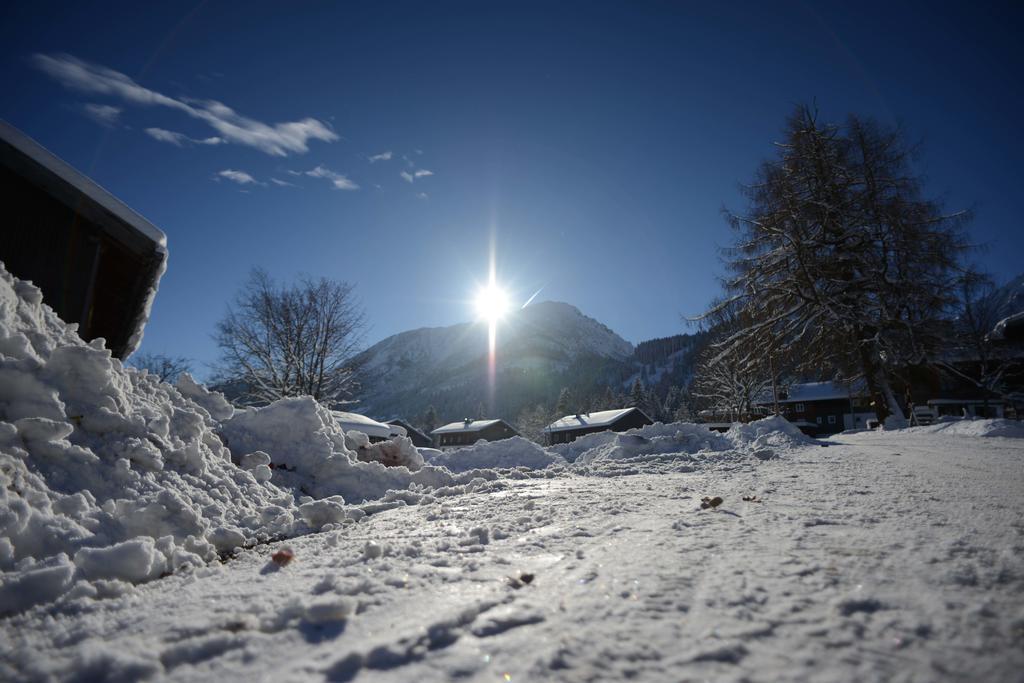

{"left": 545, "top": 407, "right": 647, "bottom": 433}
{"left": 1, "top": 120, "right": 168, "bottom": 358}
{"left": 432, "top": 419, "right": 504, "bottom": 435}
{"left": 771, "top": 381, "right": 867, "bottom": 404}
{"left": 0, "top": 120, "right": 167, "bottom": 250}
{"left": 331, "top": 411, "right": 394, "bottom": 439}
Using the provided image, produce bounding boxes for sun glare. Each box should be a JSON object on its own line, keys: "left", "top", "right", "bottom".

{"left": 474, "top": 283, "right": 509, "bottom": 323}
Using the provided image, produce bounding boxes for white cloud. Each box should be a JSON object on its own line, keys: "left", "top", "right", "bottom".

{"left": 34, "top": 53, "right": 337, "bottom": 156}
{"left": 146, "top": 127, "right": 224, "bottom": 147}
{"left": 82, "top": 103, "right": 121, "bottom": 126}
{"left": 217, "top": 169, "right": 258, "bottom": 185}
{"left": 306, "top": 165, "right": 359, "bottom": 190}
{"left": 401, "top": 168, "right": 433, "bottom": 183}
{"left": 145, "top": 127, "right": 189, "bottom": 146}
{"left": 270, "top": 178, "right": 296, "bottom": 187}
{"left": 368, "top": 150, "right": 392, "bottom": 163}
{"left": 416, "top": 192, "right": 428, "bottom": 200}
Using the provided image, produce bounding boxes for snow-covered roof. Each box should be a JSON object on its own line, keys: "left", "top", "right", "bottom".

{"left": 992, "top": 311, "right": 1024, "bottom": 342}
{"left": 0, "top": 121, "right": 167, "bottom": 250}
{"left": 545, "top": 408, "right": 649, "bottom": 433}
{"left": 774, "top": 381, "right": 867, "bottom": 404}
{"left": 332, "top": 411, "right": 394, "bottom": 439}
{"left": 432, "top": 419, "right": 504, "bottom": 435}
{"left": 0, "top": 120, "right": 168, "bottom": 358}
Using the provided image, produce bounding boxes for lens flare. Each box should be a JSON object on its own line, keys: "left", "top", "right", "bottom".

{"left": 474, "top": 282, "right": 509, "bottom": 323}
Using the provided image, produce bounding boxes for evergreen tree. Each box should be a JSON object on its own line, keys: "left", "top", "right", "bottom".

{"left": 629, "top": 378, "right": 646, "bottom": 408}
{"left": 421, "top": 404, "right": 438, "bottom": 433}
{"left": 555, "top": 387, "right": 573, "bottom": 416}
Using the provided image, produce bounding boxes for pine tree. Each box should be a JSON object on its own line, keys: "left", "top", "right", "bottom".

{"left": 629, "top": 378, "right": 646, "bottom": 409}
{"left": 555, "top": 387, "right": 573, "bottom": 416}
{"left": 421, "top": 405, "right": 438, "bottom": 433}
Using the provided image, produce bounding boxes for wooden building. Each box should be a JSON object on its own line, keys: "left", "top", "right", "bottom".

{"left": 388, "top": 419, "right": 433, "bottom": 448}
{"left": 0, "top": 121, "right": 167, "bottom": 359}
{"left": 544, "top": 407, "right": 653, "bottom": 444}
{"left": 431, "top": 419, "right": 519, "bottom": 448}
{"left": 766, "top": 381, "right": 875, "bottom": 436}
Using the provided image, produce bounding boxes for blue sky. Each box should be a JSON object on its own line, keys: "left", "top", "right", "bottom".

{"left": 2, "top": 1, "right": 1022, "bottom": 378}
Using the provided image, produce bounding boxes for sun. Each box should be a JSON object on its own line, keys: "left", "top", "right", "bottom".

{"left": 474, "top": 282, "right": 509, "bottom": 322}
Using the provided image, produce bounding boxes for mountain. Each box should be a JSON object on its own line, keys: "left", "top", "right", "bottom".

{"left": 355, "top": 301, "right": 637, "bottom": 421}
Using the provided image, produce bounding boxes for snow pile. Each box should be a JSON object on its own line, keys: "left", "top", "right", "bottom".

{"left": 423, "top": 436, "right": 567, "bottom": 473}
{"left": 219, "top": 397, "right": 456, "bottom": 503}
{"left": 344, "top": 429, "right": 425, "bottom": 470}
{"left": 0, "top": 263, "right": 305, "bottom": 615}
{"left": 726, "top": 415, "right": 816, "bottom": 452}
{"left": 553, "top": 421, "right": 732, "bottom": 464}
{"left": 568, "top": 424, "right": 736, "bottom": 472}
{"left": 909, "top": 417, "right": 1024, "bottom": 439}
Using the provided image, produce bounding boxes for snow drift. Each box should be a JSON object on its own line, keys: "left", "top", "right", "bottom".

{"left": 422, "top": 436, "right": 567, "bottom": 473}
{"left": 0, "top": 263, "right": 304, "bottom": 614}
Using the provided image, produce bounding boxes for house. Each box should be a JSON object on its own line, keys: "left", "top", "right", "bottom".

{"left": 764, "top": 381, "right": 875, "bottom": 436}
{"left": 387, "top": 419, "right": 433, "bottom": 448}
{"left": 0, "top": 121, "right": 167, "bottom": 359}
{"left": 332, "top": 411, "right": 398, "bottom": 443}
{"left": 544, "top": 407, "right": 653, "bottom": 444}
{"left": 431, "top": 419, "right": 519, "bottom": 448}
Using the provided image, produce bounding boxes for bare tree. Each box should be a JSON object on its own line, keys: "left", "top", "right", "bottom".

{"left": 213, "top": 269, "right": 366, "bottom": 406}
{"left": 704, "top": 105, "right": 970, "bottom": 425}
{"left": 128, "top": 352, "right": 193, "bottom": 383}
{"left": 692, "top": 304, "right": 777, "bottom": 421}
{"left": 939, "top": 272, "right": 1016, "bottom": 408}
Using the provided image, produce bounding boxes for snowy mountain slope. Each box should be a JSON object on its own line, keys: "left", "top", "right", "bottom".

{"left": 355, "top": 301, "right": 635, "bottom": 419}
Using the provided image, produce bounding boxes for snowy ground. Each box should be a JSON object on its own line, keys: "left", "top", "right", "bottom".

{"left": 4, "top": 428, "right": 1022, "bottom": 682}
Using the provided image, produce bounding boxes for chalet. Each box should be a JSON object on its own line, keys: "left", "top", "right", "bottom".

{"left": 1, "top": 121, "right": 167, "bottom": 358}
{"left": 431, "top": 419, "right": 519, "bottom": 448}
{"left": 332, "top": 411, "right": 397, "bottom": 443}
{"left": 387, "top": 419, "right": 433, "bottom": 448}
{"left": 764, "top": 381, "right": 875, "bottom": 436}
{"left": 544, "top": 407, "right": 653, "bottom": 444}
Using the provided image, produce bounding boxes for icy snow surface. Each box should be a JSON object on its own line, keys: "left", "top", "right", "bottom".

{"left": 4, "top": 426, "right": 1023, "bottom": 681}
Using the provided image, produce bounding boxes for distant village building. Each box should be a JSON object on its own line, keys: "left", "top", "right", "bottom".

{"left": 332, "top": 411, "right": 397, "bottom": 443}
{"left": 431, "top": 419, "right": 519, "bottom": 448}
{"left": 544, "top": 407, "right": 653, "bottom": 444}
{"left": 0, "top": 121, "right": 167, "bottom": 359}
{"left": 388, "top": 419, "right": 433, "bottom": 448}
{"left": 763, "top": 381, "right": 875, "bottom": 436}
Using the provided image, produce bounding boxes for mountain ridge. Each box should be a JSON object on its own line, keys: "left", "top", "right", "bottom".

{"left": 355, "top": 300, "right": 699, "bottom": 425}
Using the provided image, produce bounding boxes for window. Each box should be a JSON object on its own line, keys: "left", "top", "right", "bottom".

{"left": 828, "top": 415, "right": 836, "bottom": 425}
{"left": 795, "top": 403, "right": 805, "bottom": 412}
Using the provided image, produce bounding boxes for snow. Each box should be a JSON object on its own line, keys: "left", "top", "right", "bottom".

{"left": 776, "top": 380, "right": 866, "bottom": 403}
{"left": 545, "top": 407, "right": 646, "bottom": 432}
{"left": 904, "top": 417, "right": 1024, "bottom": 439}
{"left": 3, "top": 262, "right": 1024, "bottom": 681}
{"left": 332, "top": 411, "right": 395, "bottom": 440}
{"left": 432, "top": 418, "right": 504, "bottom": 434}
{"left": 423, "top": 436, "right": 567, "bottom": 473}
